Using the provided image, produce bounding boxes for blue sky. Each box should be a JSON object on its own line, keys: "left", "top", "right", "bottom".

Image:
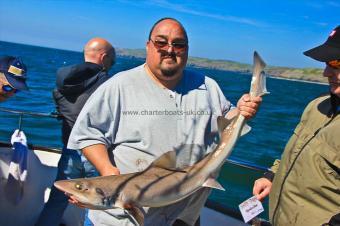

{"left": 0, "top": 0, "right": 339, "bottom": 68}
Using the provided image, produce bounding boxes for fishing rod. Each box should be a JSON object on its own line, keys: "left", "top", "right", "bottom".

{"left": 0, "top": 107, "right": 60, "bottom": 132}
{"left": 226, "top": 157, "right": 269, "bottom": 172}
{"left": 0, "top": 107, "right": 60, "bottom": 118}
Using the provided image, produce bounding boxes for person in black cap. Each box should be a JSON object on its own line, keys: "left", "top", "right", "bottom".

{"left": 0, "top": 56, "right": 28, "bottom": 102}
{"left": 253, "top": 25, "right": 340, "bottom": 226}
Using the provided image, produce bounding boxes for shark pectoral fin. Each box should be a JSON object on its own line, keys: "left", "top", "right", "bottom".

{"left": 115, "top": 200, "right": 144, "bottom": 226}
{"left": 151, "top": 150, "right": 177, "bottom": 169}
{"left": 241, "top": 123, "right": 251, "bottom": 136}
{"left": 126, "top": 206, "right": 145, "bottom": 226}
{"left": 217, "top": 116, "right": 235, "bottom": 135}
{"left": 202, "top": 178, "right": 225, "bottom": 191}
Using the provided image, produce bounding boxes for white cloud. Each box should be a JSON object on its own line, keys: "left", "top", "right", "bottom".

{"left": 146, "top": 0, "right": 266, "bottom": 27}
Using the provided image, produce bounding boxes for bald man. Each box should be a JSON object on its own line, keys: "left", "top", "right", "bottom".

{"left": 84, "top": 37, "right": 115, "bottom": 70}
{"left": 35, "top": 38, "right": 115, "bottom": 226}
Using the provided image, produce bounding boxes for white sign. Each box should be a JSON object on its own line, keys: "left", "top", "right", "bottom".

{"left": 238, "top": 196, "right": 264, "bottom": 223}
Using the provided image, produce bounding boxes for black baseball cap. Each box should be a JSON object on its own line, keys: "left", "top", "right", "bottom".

{"left": 304, "top": 25, "right": 340, "bottom": 62}
{"left": 0, "top": 56, "right": 28, "bottom": 90}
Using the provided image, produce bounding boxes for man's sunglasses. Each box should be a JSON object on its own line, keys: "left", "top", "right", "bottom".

{"left": 2, "top": 84, "right": 17, "bottom": 93}
{"left": 150, "top": 39, "right": 188, "bottom": 54}
{"left": 326, "top": 59, "right": 340, "bottom": 69}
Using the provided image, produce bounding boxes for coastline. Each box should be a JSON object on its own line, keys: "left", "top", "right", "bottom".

{"left": 116, "top": 48, "right": 327, "bottom": 84}
{"left": 186, "top": 64, "right": 327, "bottom": 85}
{"left": 266, "top": 75, "right": 327, "bottom": 85}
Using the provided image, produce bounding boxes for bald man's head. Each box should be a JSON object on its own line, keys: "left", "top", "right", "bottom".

{"left": 84, "top": 38, "right": 115, "bottom": 71}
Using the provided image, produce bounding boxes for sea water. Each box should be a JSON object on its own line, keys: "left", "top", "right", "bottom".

{"left": 0, "top": 41, "right": 327, "bottom": 219}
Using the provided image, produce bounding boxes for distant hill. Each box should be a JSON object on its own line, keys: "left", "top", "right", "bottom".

{"left": 116, "top": 48, "right": 326, "bottom": 83}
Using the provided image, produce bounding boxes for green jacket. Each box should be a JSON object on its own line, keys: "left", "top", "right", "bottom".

{"left": 269, "top": 95, "right": 340, "bottom": 226}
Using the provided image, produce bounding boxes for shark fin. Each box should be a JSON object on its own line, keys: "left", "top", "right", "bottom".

{"left": 115, "top": 200, "right": 145, "bottom": 226}
{"left": 250, "top": 52, "right": 268, "bottom": 97}
{"left": 127, "top": 206, "right": 145, "bottom": 226}
{"left": 202, "top": 178, "right": 225, "bottom": 191}
{"left": 151, "top": 151, "right": 177, "bottom": 169}
{"left": 217, "top": 116, "right": 235, "bottom": 136}
{"left": 241, "top": 123, "right": 251, "bottom": 136}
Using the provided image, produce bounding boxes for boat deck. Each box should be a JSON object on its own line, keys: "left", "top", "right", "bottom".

{"left": 0, "top": 144, "right": 249, "bottom": 226}
{"left": 201, "top": 207, "right": 248, "bottom": 226}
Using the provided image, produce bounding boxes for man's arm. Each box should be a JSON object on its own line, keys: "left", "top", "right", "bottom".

{"left": 82, "top": 144, "right": 120, "bottom": 176}
{"left": 253, "top": 159, "right": 280, "bottom": 201}
{"left": 68, "top": 144, "right": 120, "bottom": 208}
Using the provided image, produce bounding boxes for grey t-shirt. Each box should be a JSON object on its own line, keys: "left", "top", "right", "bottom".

{"left": 68, "top": 64, "right": 232, "bottom": 225}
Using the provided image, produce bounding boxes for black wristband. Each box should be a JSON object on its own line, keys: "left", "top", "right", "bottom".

{"left": 327, "top": 213, "right": 340, "bottom": 226}
{"left": 263, "top": 171, "right": 275, "bottom": 182}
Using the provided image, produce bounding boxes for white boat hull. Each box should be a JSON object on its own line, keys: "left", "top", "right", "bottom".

{"left": 0, "top": 146, "right": 84, "bottom": 226}
{"left": 0, "top": 144, "right": 248, "bottom": 226}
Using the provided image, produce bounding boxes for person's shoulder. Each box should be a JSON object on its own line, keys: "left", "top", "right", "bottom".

{"left": 302, "top": 93, "right": 331, "bottom": 116}
{"left": 57, "top": 62, "right": 83, "bottom": 74}
{"left": 308, "top": 93, "right": 330, "bottom": 106}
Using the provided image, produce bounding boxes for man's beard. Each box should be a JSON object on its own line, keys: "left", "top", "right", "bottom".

{"left": 160, "top": 52, "right": 179, "bottom": 77}
{"left": 161, "top": 67, "right": 178, "bottom": 77}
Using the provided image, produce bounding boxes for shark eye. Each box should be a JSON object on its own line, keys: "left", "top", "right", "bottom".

{"left": 75, "top": 183, "right": 83, "bottom": 190}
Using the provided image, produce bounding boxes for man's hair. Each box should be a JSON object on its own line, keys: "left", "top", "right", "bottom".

{"left": 148, "top": 17, "right": 188, "bottom": 42}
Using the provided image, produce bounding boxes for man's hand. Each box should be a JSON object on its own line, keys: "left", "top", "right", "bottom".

{"left": 66, "top": 144, "right": 121, "bottom": 208}
{"left": 237, "top": 94, "right": 262, "bottom": 119}
{"left": 253, "top": 178, "right": 272, "bottom": 202}
{"left": 68, "top": 195, "right": 90, "bottom": 209}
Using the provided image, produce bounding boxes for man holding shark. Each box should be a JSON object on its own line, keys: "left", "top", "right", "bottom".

{"left": 66, "top": 17, "right": 262, "bottom": 226}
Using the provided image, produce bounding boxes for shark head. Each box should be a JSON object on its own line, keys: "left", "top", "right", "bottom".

{"left": 54, "top": 177, "right": 119, "bottom": 209}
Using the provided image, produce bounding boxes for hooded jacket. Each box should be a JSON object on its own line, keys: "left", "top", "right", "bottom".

{"left": 53, "top": 62, "right": 109, "bottom": 146}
